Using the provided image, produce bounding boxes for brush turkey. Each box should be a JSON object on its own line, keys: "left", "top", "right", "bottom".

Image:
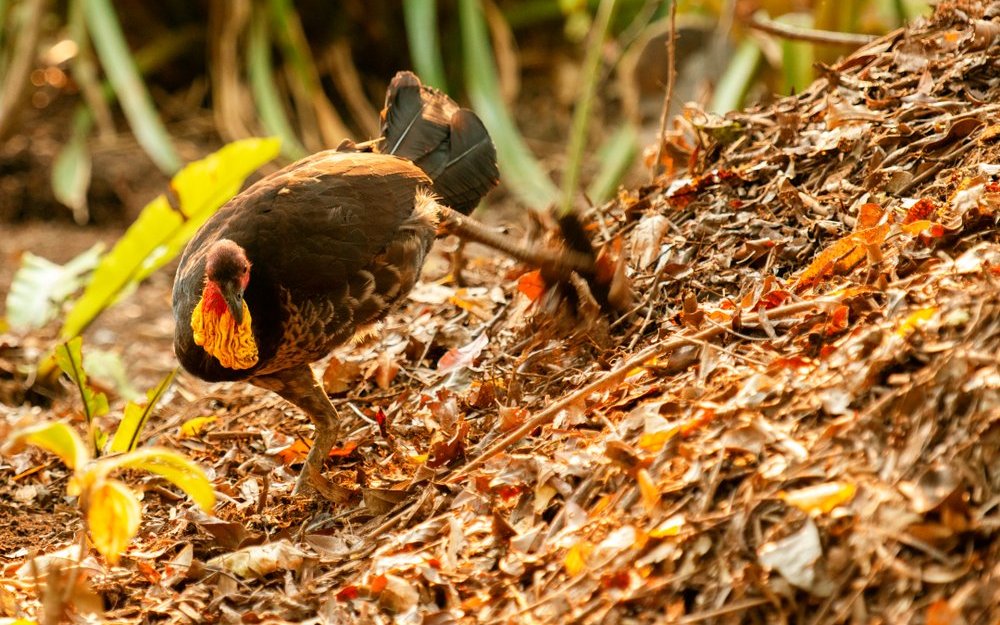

{"left": 172, "top": 72, "right": 500, "bottom": 493}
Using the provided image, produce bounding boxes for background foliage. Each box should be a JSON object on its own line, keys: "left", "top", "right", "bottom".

{"left": 0, "top": 0, "right": 929, "bottom": 225}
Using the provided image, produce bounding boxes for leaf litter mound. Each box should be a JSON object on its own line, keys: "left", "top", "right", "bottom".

{"left": 5, "top": 4, "right": 1000, "bottom": 623}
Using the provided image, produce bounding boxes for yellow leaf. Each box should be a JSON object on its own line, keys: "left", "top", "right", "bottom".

{"left": 564, "top": 541, "right": 593, "bottom": 576}
{"left": 179, "top": 416, "right": 218, "bottom": 438}
{"left": 637, "top": 426, "right": 679, "bottom": 452}
{"left": 637, "top": 468, "right": 660, "bottom": 512}
{"left": 88, "top": 478, "right": 141, "bottom": 565}
{"left": 408, "top": 453, "right": 429, "bottom": 464}
{"left": 780, "top": 481, "right": 857, "bottom": 514}
{"left": 111, "top": 369, "right": 177, "bottom": 452}
{"left": 8, "top": 422, "right": 90, "bottom": 470}
{"left": 649, "top": 514, "right": 686, "bottom": 538}
{"left": 103, "top": 447, "right": 216, "bottom": 511}
{"left": 897, "top": 307, "right": 936, "bottom": 337}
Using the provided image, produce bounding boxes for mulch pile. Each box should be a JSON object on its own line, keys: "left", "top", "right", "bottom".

{"left": 3, "top": 3, "right": 1000, "bottom": 623}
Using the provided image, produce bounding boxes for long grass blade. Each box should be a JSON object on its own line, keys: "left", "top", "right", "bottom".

{"left": 267, "top": 0, "right": 350, "bottom": 147}
{"left": 458, "top": 0, "right": 558, "bottom": 210}
{"left": 779, "top": 13, "right": 814, "bottom": 95}
{"left": 587, "top": 125, "right": 638, "bottom": 205}
{"left": 710, "top": 38, "right": 762, "bottom": 114}
{"left": 248, "top": 9, "right": 307, "bottom": 159}
{"left": 560, "top": 0, "right": 619, "bottom": 217}
{"left": 403, "top": 0, "right": 449, "bottom": 91}
{"left": 84, "top": 0, "right": 181, "bottom": 173}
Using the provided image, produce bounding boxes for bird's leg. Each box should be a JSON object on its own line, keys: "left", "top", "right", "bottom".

{"left": 252, "top": 363, "right": 340, "bottom": 495}
{"left": 450, "top": 238, "right": 468, "bottom": 287}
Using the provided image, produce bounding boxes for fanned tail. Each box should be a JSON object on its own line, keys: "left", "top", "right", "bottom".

{"left": 381, "top": 71, "right": 499, "bottom": 214}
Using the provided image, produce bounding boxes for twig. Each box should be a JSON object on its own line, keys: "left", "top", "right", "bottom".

{"left": 747, "top": 13, "right": 877, "bottom": 47}
{"left": 450, "top": 297, "right": 841, "bottom": 481}
{"left": 652, "top": 0, "right": 678, "bottom": 180}
{"left": 679, "top": 597, "right": 772, "bottom": 623}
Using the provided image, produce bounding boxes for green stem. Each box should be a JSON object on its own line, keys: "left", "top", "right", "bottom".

{"left": 403, "top": 0, "right": 448, "bottom": 91}
{"left": 85, "top": 0, "right": 182, "bottom": 173}
{"left": 559, "top": 0, "right": 619, "bottom": 217}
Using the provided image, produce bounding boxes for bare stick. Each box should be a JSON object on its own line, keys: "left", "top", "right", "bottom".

{"left": 437, "top": 206, "right": 595, "bottom": 279}
{"left": 450, "top": 297, "right": 841, "bottom": 481}
{"left": 652, "top": 0, "right": 678, "bottom": 180}
{"left": 747, "top": 13, "right": 876, "bottom": 47}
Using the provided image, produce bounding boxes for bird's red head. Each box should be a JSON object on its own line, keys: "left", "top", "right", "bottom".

{"left": 191, "top": 239, "right": 258, "bottom": 370}
{"left": 204, "top": 239, "right": 252, "bottom": 321}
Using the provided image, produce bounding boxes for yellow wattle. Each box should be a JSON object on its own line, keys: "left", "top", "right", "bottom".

{"left": 191, "top": 297, "right": 259, "bottom": 370}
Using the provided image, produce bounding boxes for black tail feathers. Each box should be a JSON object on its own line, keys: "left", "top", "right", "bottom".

{"left": 380, "top": 71, "right": 499, "bottom": 215}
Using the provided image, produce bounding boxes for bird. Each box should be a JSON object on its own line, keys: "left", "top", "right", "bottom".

{"left": 172, "top": 71, "right": 502, "bottom": 494}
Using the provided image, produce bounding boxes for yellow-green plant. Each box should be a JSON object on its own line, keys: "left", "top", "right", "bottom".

{"left": 53, "top": 336, "right": 177, "bottom": 457}
{"left": 6, "top": 422, "right": 215, "bottom": 564}
{"left": 6, "top": 336, "right": 214, "bottom": 564}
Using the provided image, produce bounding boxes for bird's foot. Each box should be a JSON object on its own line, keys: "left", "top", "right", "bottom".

{"left": 294, "top": 461, "right": 353, "bottom": 503}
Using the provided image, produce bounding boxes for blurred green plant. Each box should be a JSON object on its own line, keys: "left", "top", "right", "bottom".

{"left": 5, "top": 138, "right": 279, "bottom": 384}
{"left": 1, "top": 0, "right": 932, "bottom": 227}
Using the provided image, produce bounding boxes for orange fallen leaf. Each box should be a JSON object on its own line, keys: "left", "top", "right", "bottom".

{"left": 369, "top": 574, "right": 388, "bottom": 594}
{"left": 824, "top": 304, "right": 851, "bottom": 336}
{"left": 277, "top": 439, "right": 311, "bottom": 465}
{"left": 517, "top": 269, "right": 546, "bottom": 302}
{"left": 336, "top": 586, "right": 359, "bottom": 601}
{"left": 926, "top": 599, "right": 957, "bottom": 625}
{"left": 637, "top": 468, "right": 660, "bottom": 512}
{"left": 795, "top": 223, "right": 890, "bottom": 292}
{"left": 901, "top": 220, "right": 945, "bottom": 237}
{"left": 328, "top": 440, "right": 358, "bottom": 458}
{"left": 856, "top": 202, "right": 885, "bottom": 230}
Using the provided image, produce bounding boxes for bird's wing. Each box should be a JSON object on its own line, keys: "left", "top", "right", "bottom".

{"left": 204, "top": 151, "right": 433, "bottom": 294}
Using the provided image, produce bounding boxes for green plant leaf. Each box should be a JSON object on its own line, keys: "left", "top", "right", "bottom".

{"left": 58, "top": 137, "right": 281, "bottom": 341}
{"left": 51, "top": 107, "right": 93, "bottom": 223}
{"left": 55, "top": 337, "right": 110, "bottom": 430}
{"left": 83, "top": 348, "right": 142, "bottom": 402}
{"left": 110, "top": 369, "right": 177, "bottom": 453}
{"left": 87, "top": 477, "right": 141, "bottom": 565}
{"left": 84, "top": 0, "right": 181, "bottom": 173}
{"left": 587, "top": 124, "right": 638, "bottom": 205}
{"left": 779, "top": 13, "right": 815, "bottom": 95}
{"left": 105, "top": 447, "right": 216, "bottom": 511}
{"left": 710, "top": 38, "right": 762, "bottom": 114}
{"left": 403, "top": 0, "right": 449, "bottom": 91}
{"left": 7, "top": 422, "right": 90, "bottom": 470}
{"left": 560, "top": 0, "right": 619, "bottom": 217}
{"left": 459, "top": 0, "right": 559, "bottom": 210}
{"left": 5, "top": 243, "right": 103, "bottom": 332}
{"left": 247, "top": 10, "right": 306, "bottom": 159}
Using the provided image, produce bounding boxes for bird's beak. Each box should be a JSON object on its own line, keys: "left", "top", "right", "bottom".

{"left": 220, "top": 281, "right": 245, "bottom": 325}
